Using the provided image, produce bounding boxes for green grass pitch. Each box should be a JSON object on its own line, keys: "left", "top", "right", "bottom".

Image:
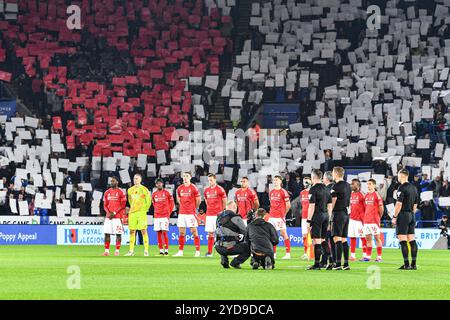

{"left": 0, "top": 245, "right": 449, "bottom": 300}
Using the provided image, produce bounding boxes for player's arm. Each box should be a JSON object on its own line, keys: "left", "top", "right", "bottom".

{"left": 103, "top": 191, "right": 111, "bottom": 217}
{"left": 195, "top": 195, "right": 201, "bottom": 209}
{"left": 222, "top": 196, "right": 227, "bottom": 211}
{"left": 194, "top": 186, "right": 201, "bottom": 209}
{"left": 307, "top": 189, "right": 315, "bottom": 221}
{"left": 119, "top": 189, "right": 127, "bottom": 215}
{"left": 176, "top": 187, "right": 181, "bottom": 205}
{"left": 330, "top": 186, "right": 337, "bottom": 210}
{"left": 327, "top": 193, "right": 333, "bottom": 219}
{"left": 393, "top": 188, "right": 404, "bottom": 224}
{"left": 146, "top": 188, "right": 152, "bottom": 209}
{"left": 413, "top": 190, "right": 419, "bottom": 213}
{"left": 331, "top": 197, "right": 337, "bottom": 210}
{"left": 285, "top": 200, "right": 291, "bottom": 215}
{"left": 377, "top": 193, "right": 384, "bottom": 217}
{"left": 252, "top": 190, "right": 260, "bottom": 210}
{"left": 127, "top": 188, "right": 133, "bottom": 209}
{"left": 168, "top": 192, "right": 175, "bottom": 213}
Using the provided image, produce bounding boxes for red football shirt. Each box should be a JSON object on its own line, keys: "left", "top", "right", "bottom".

{"left": 235, "top": 188, "right": 258, "bottom": 219}
{"left": 300, "top": 189, "right": 310, "bottom": 219}
{"left": 350, "top": 191, "right": 365, "bottom": 222}
{"left": 269, "top": 188, "right": 290, "bottom": 219}
{"left": 204, "top": 185, "right": 227, "bottom": 216}
{"left": 364, "top": 192, "right": 383, "bottom": 225}
{"left": 152, "top": 189, "right": 175, "bottom": 219}
{"left": 103, "top": 188, "right": 127, "bottom": 219}
{"left": 176, "top": 184, "right": 200, "bottom": 215}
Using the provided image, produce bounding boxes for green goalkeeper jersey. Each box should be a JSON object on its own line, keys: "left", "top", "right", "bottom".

{"left": 127, "top": 185, "right": 151, "bottom": 214}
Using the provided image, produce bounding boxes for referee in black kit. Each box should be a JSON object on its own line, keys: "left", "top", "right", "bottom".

{"left": 306, "top": 169, "right": 333, "bottom": 270}
{"left": 392, "top": 168, "right": 419, "bottom": 270}
{"left": 330, "top": 167, "right": 352, "bottom": 270}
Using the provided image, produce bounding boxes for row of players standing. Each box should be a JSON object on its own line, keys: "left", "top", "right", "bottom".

{"left": 101, "top": 167, "right": 419, "bottom": 270}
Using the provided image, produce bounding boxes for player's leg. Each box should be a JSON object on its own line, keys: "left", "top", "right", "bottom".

{"left": 103, "top": 233, "right": 111, "bottom": 256}
{"left": 349, "top": 237, "right": 357, "bottom": 260}
{"left": 308, "top": 214, "right": 325, "bottom": 270}
{"left": 126, "top": 213, "right": 139, "bottom": 256}
{"left": 174, "top": 225, "right": 186, "bottom": 256}
{"left": 135, "top": 214, "right": 149, "bottom": 256}
{"left": 364, "top": 232, "right": 373, "bottom": 261}
{"left": 374, "top": 234, "right": 382, "bottom": 261}
{"left": 190, "top": 227, "right": 201, "bottom": 256}
{"left": 126, "top": 229, "right": 136, "bottom": 256}
{"left": 115, "top": 234, "right": 122, "bottom": 256}
{"left": 397, "top": 213, "right": 411, "bottom": 269}
{"left": 332, "top": 213, "right": 344, "bottom": 268}
{"left": 141, "top": 228, "right": 149, "bottom": 256}
{"left": 280, "top": 228, "right": 291, "bottom": 259}
{"left": 360, "top": 222, "right": 367, "bottom": 258}
{"left": 103, "top": 218, "right": 113, "bottom": 256}
{"left": 205, "top": 216, "right": 216, "bottom": 257}
{"left": 268, "top": 218, "right": 279, "bottom": 258}
{"left": 301, "top": 219, "right": 309, "bottom": 259}
{"left": 154, "top": 219, "right": 164, "bottom": 255}
{"left": 157, "top": 231, "right": 163, "bottom": 254}
{"left": 112, "top": 218, "right": 124, "bottom": 256}
{"left": 207, "top": 232, "right": 215, "bottom": 256}
{"left": 341, "top": 215, "right": 350, "bottom": 269}
{"left": 162, "top": 218, "right": 169, "bottom": 255}
{"left": 407, "top": 214, "right": 417, "bottom": 269}
{"left": 348, "top": 219, "right": 357, "bottom": 260}
{"left": 320, "top": 214, "right": 332, "bottom": 268}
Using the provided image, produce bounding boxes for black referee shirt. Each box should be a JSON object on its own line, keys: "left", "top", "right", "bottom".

{"left": 331, "top": 180, "right": 351, "bottom": 212}
{"left": 396, "top": 182, "right": 419, "bottom": 212}
{"left": 309, "top": 183, "right": 332, "bottom": 215}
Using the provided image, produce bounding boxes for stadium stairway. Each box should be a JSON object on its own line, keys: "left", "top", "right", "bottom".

{"left": 208, "top": 70, "right": 232, "bottom": 127}
{"left": 208, "top": 0, "right": 253, "bottom": 128}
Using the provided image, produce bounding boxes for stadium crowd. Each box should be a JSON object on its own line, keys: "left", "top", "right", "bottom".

{"left": 0, "top": 0, "right": 449, "bottom": 231}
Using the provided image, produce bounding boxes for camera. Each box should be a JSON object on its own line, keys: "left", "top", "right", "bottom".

{"left": 246, "top": 209, "right": 256, "bottom": 224}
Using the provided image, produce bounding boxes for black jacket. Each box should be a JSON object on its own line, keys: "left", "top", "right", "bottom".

{"left": 215, "top": 210, "right": 247, "bottom": 248}
{"left": 246, "top": 218, "right": 279, "bottom": 255}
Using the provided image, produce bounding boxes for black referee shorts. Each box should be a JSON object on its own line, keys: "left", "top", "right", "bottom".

{"left": 311, "top": 212, "right": 328, "bottom": 239}
{"left": 396, "top": 211, "right": 415, "bottom": 235}
{"left": 331, "top": 211, "right": 349, "bottom": 238}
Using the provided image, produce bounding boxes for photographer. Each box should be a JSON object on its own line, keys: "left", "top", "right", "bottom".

{"left": 215, "top": 201, "right": 250, "bottom": 269}
{"left": 246, "top": 208, "right": 279, "bottom": 270}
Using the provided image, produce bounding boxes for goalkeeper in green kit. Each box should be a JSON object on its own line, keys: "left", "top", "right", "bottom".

{"left": 125, "top": 174, "right": 152, "bottom": 256}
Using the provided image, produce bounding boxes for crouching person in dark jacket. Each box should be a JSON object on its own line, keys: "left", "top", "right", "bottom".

{"left": 215, "top": 201, "right": 251, "bottom": 269}
{"left": 246, "top": 208, "right": 279, "bottom": 270}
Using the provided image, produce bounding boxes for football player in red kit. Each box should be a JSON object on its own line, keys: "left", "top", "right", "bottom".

{"left": 152, "top": 178, "right": 175, "bottom": 255}
{"left": 234, "top": 176, "right": 259, "bottom": 225}
{"left": 361, "top": 179, "right": 384, "bottom": 262}
{"left": 349, "top": 179, "right": 367, "bottom": 261}
{"left": 268, "top": 175, "right": 291, "bottom": 259}
{"left": 173, "top": 172, "right": 202, "bottom": 257}
{"left": 203, "top": 174, "right": 227, "bottom": 257}
{"left": 102, "top": 176, "right": 127, "bottom": 256}
{"left": 300, "top": 176, "right": 312, "bottom": 260}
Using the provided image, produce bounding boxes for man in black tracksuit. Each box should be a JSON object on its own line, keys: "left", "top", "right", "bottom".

{"left": 392, "top": 168, "right": 419, "bottom": 270}
{"left": 215, "top": 201, "right": 250, "bottom": 269}
{"left": 322, "top": 171, "right": 336, "bottom": 268}
{"left": 246, "top": 208, "right": 279, "bottom": 270}
{"left": 330, "top": 167, "right": 352, "bottom": 270}
{"left": 307, "top": 169, "right": 333, "bottom": 270}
